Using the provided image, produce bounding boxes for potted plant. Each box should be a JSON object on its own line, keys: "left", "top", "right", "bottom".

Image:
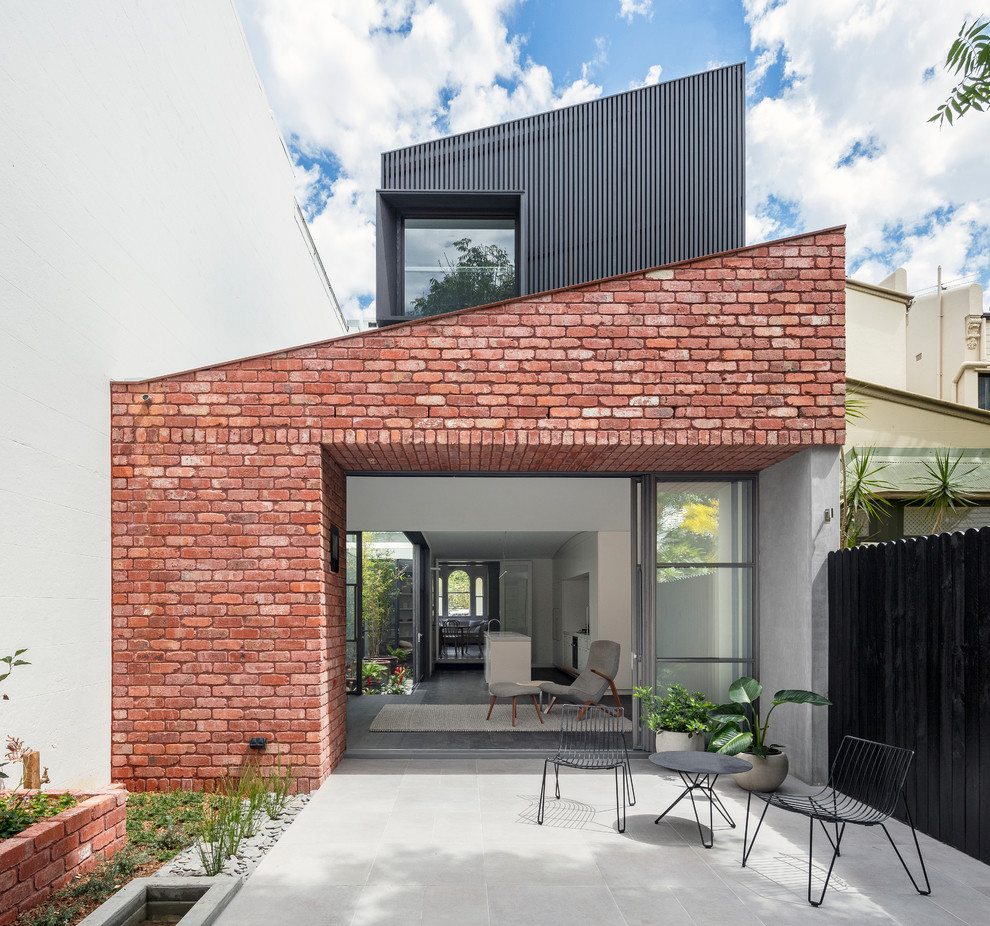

{"left": 633, "top": 683, "right": 714, "bottom": 752}
{"left": 709, "top": 676, "right": 831, "bottom": 791}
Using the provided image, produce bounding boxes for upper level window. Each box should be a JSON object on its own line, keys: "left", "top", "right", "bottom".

{"left": 404, "top": 218, "right": 516, "bottom": 318}
{"left": 979, "top": 372, "right": 990, "bottom": 411}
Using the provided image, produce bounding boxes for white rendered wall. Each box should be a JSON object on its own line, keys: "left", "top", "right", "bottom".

{"left": 0, "top": 2, "right": 345, "bottom": 789}
{"left": 845, "top": 282, "right": 909, "bottom": 390}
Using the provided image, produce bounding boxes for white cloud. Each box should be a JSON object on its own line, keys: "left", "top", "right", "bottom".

{"left": 618, "top": 0, "right": 653, "bottom": 23}
{"left": 630, "top": 63, "right": 663, "bottom": 89}
{"left": 236, "top": 0, "right": 604, "bottom": 321}
{"left": 743, "top": 0, "right": 990, "bottom": 306}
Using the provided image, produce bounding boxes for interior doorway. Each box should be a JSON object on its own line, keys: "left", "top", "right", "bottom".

{"left": 343, "top": 475, "right": 637, "bottom": 755}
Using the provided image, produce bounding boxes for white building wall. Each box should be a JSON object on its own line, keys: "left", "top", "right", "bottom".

{"left": 0, "top": 1, "right": 345, "bottom": 789}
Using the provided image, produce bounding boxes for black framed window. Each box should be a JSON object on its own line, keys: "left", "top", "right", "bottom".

{"left": 403, "top": 217, "right": 516, "bottom": 318}
{"left": 979, "top": 372, "right": 990, "bottom": 411}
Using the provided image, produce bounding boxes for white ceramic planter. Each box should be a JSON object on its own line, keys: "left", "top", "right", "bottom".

{"left": 732, "top": 750, "right": 789, "bottom": 791}
{"left": 653, "top": 730, "right": 706, "bottom": 752}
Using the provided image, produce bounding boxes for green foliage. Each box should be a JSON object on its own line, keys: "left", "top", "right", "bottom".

{"left": 125, "top": 789, "right": 208, "bottom": 860}
{"left": 633, "top": 683, "right": 714, "bottom": 735}
{"left": 259, "top": 751, "right": 296, "bottom": 820}
{"left": 197, "top": 786, "right": 247, "bottom": 877}
{"left": 0, "top": 791, "right": 77, "bottom": 839}
{"left": 362, "top": 535, "right": 403, "bottom": 658}
{"left": 708, "top": 676, "right": 831, "bottom": 758}
{"left": 930, "top": 19, "right": 990, "bottom": 126}
{"left": 841, "top": 446, "right": 893, "bottom": 547}
{"left": 909, "top": 449, "right": 978, "bottom": 533}
{"left": 0, "top": 648, "right": 29, "bottom": 685}
{"left": 409, "top": 237, "right": 515, "bottom": 318}
{"left": 656, "top": 491, "right": 720, "bottom": 572}
{"left": 1, "top": 648, "right": 29, "bottom": 784}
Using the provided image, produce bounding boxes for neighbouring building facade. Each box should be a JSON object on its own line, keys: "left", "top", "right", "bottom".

{"left": 1, "top": 1, "right": 345, "bottom": 790}
{"left": 110, "top": 228, "right": 846, "bottom": 791}
{"left": 846, "top": 271, "right": 990, "bottom": 539}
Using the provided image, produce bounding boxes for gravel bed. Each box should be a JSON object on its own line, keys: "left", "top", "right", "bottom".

{"left": 156, "top": 794, "right": 311, "bottom": 880}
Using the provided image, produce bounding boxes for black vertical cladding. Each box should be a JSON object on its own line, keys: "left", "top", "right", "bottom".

{"left": 827, "top": 527, "right": 990, "bottom": 865}
{"left": 377, "top": 65, "right": 745, "bottom": 322}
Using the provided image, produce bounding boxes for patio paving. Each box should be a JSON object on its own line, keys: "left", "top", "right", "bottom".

{"left": 215, "top": 756, "right": 990, "bottom": 926}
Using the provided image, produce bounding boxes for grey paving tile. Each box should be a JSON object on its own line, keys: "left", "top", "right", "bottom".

{"left": 607, "top": 887, "right": 695, "bottom": 926}
{"left": 488, "top": 884, "right": 624, "bottom": 926}
{"left": 218, "top": 884, "right": 362, "bottom": 926}
{"left": 422, "top": 885, "right": 491, "bottom": 926}
{"left": 484, "top": 842, "right": 604, "bottom": 886}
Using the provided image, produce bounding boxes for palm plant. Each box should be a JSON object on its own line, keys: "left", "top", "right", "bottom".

{"left": 841, "top": 447, "right": 893, "bottom": 547}
{"left": 909, "top": 449, "right": 978, "bottom": 533}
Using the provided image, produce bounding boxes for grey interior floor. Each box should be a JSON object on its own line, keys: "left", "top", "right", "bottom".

{"left": 345, "top": 664, "right": 635, "bottom": 755}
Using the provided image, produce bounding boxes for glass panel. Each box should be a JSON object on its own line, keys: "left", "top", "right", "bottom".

{"left": 345, "top": 642, "right": 358, "bottom": 693}
{"left": 656, "top": 481, "right": 752, "bottom": 564}
{"left": 446, "top": 570, "right": 470, "bottom": 616}
{"left": 346, "top": 534, "right": 358, "bottom": 585}
{"left": 474, "top": 576, "right": 484, "bottom": 617}
{"left": 345, "top": 586, "right": 355, "bottom": 640}
{"left": 656, "top": 567, "right": 752, "bottom": 660}
{"left": 404, "top": 218, "right": 516, "bottom": 317}
{"left": 654, "top": 661, "right": 753, "bottom": 706}
{"left": 979, "top": 372, "right": 990, "bottom": 411}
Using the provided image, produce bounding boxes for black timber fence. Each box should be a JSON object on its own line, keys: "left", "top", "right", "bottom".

{"left": 827, "top": 527, "right": 990, "bottom": 864}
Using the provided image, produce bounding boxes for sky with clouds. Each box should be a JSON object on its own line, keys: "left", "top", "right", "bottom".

{"left": 234, "top": 0, "right": 990, "bottom": 322}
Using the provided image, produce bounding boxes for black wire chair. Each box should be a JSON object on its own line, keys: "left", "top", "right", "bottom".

{"left": 742, "top": 735, "right": 932, "bottom": 907}
{"left": 537, "top": 705, "right": 636, "bottom": 833}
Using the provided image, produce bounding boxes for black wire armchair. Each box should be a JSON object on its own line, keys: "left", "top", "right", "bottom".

{"left": 537, "top": 704, "right": 636, "bottom": 833}
{"left": 741, "top": 735, "right": 932, "bottom": 907}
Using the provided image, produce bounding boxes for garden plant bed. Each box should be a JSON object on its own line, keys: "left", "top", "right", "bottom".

{"left": 0, "top": 787, "right": 126, "bottom": 926}
{"left": 12, "top": 789, "right": 309, "bottom": 926}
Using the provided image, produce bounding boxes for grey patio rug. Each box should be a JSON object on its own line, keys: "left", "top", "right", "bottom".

{"left": 369, "top": 703, "right": 632, "bottom": 733}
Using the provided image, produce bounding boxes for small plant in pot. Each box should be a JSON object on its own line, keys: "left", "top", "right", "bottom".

{"left": 709, "top": 676, "right": 831, "bottom": 791}
{"left": 633, "top": 683, "right": 715, "bottom": 752}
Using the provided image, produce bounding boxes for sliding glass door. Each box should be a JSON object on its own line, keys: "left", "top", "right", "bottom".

{"left": 652, "top": 478, "right": 756, "bottom": 705}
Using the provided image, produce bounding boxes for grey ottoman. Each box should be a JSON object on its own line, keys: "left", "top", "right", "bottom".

{"left": 487, "top": 681, "right": 544, "bottom": 727}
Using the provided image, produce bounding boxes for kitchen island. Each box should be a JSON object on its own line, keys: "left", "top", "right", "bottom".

{"left": 484, "top": 631, "right": 532, "bottom": 684}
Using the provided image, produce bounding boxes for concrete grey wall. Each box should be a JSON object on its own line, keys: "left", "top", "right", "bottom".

{"left": 758, "top": 446, "right": 840, "bottom": 783}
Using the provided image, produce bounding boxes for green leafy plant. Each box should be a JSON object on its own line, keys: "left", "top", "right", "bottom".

{"left": 709, "top": 676, "right": 831, "bottom": 758}
{"left": 930, "top": 18, "right": 990, "bottom": 126}
{"left": 633, "top": 683, "right": 714, "bottom": 736}
{"left": 909, "top": 448, "right": 978, "bottom": 533}
{"left": 259, "top": 751, "right": 296, "bottom": 820}
{"left": 1, "top": 648, "right": 30, "bottom": 784}
{"left": 125, "top": 789, "right": 208, "bottom": 860}
{"left": 0, "top": 790, "right": 77, "bottom": 839}
{"left": 361, "top": 659, "right": 389, "bottom": 691}
{"left": 841, "top": 446, "right": 893, "bottom": 547}
{"left": 197, "top": 786, "right": 247, "bottom": 877}
{"left": 362, "top": 537, "right": 403, "bottom": 658}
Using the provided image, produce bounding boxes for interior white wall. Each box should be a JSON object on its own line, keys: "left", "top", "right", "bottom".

{"left": 530, "top": 559, "right": 555, "bottom": 665}
{"left": 551, "top": 532, "right": 632, "bottom": 689}
{"left": 0, "top": 2, "right": 345, "bottom": 789}
{"left": 347, "top": 477, "right": 631, "bottom": 531}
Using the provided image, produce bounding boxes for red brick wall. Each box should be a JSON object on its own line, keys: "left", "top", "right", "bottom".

{"left": 110, "top": 229, "right": 845, "bottom": 790}
{"left": 0, "top": 787, "right": 126, "bottom": 926}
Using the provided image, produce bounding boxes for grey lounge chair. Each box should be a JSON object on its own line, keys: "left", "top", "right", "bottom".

{"left": 540, "top": 639, "right": 622, "bottom": 717}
